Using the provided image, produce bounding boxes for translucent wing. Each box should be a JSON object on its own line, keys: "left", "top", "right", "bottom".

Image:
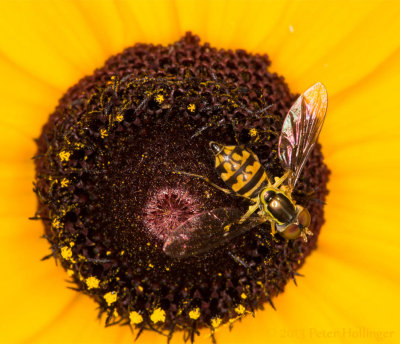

{"left": 163, "top": 208, "right": 266, "bottom": 258}
{"left": 278, "top": 82, "right": 328, "bottom": 188}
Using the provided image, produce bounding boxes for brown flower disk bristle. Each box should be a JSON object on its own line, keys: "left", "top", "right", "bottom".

{"left": 34, "top": 33, "right": 329, "bottom": 340}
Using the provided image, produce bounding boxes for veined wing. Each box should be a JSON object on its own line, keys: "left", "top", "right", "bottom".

{"left": 163, "top": 208, "right": 266, "bottom": 258}
{"left": 278, "top": 82, "right": 328, "bottom": 189}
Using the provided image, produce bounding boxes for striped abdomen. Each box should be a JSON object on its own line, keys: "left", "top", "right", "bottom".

{"left": 212, "top": 143, "right": 268, "bottom": 199}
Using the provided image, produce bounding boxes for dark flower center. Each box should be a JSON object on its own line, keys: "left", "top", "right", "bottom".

{"left": 33, "top": 32, "right": 329, "bottom": 342}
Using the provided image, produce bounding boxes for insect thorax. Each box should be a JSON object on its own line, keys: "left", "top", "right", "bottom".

{"left": 259, "top": 187, "right": 296, "bottom": 225}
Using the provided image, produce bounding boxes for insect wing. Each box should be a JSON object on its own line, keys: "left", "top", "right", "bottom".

{"left": 163, "top": 208, "right": 265, "bottom": 258}
{"left": 278, "top": 82, "right": 327, "bottom": 188}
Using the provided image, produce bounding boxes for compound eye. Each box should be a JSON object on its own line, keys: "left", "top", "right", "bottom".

{"left": 281, "top": 223, "right": 301, "bottom": 240}
{"left": 298, "top": 208, "right": 311, "bottom": 228}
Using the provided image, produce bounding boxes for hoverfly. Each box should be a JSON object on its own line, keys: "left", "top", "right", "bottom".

{"left": 164, "top": 83, "right": 328, "bottom": 258}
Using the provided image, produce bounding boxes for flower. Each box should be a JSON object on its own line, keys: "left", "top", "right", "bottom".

{"left": 1, "top": 1, "right": 399, "bottom": 344}
{"left": 32, "top": 32, "right": 329, "bottom": 339}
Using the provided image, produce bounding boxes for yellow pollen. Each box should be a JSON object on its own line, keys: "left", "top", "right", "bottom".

{"left": 66, "top": 269, "right": 74, "bottom": 277}
{"left": 129, "top": 311, "right": 143, "bottom": 324}
{"left": 60, "top": 178, "right": 69, "bottom": 188}
{"left": 188, "top": 308, "right": 201, "bottom": 320}
{"left": 241, "top": 293, "right": 247, "bottom": 299}
{"left": 235, "top": 304, "right": 246, "bottom": 315}
{"left": 211, "top": 317, "right": 222, "bottom": 328}
{"left": 150, "top": 308, "right": 166, "bottom": 323}
{"left": 155, "top": 94, "right": 164, "bottom": 103}
{"left": 187, "top": 103, "right": 196, "bottom": 112}
{"left": 138, "top": 286, "right": 143, "bottom": 292}
{"left": 104, "top": 291, "right": 117, "bottom": 306}
{"left": 52, "top": 218, "right": 60, "bottom": 228}
{"left": 100, "top": 128, "right": 108, "bottom": 138}
{"left": 107, "top": 76, "right": 115, "bottom": 85}
{"left": 116, "top": 114, "right": 124, "bottom": 122}
{"left": 60, "top": 246, "right": 72, "bottom": 260}
{"left": 249, "top": 128, "right": 258, "bottom": 137}
{"left": 59, "top": 151, "right": 71, "bottom": 162}
{"left": 85, "top": 276, "right": 100, "bottom": 289}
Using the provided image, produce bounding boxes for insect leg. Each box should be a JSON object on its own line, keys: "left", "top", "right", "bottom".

{"left": 270, "top": 220, "right": 277, "bottom": 236}
{"left": 174, "top": 170, "right": 233, "bottom": 195}
{"left": 237, "top": 199, "right": 260, "bottom": 224}
{"left": 273, "top": 170, "right": 292, "bottom": 188}
{"left": 305, "top": 227, "right": 313, "bottom": 236}
{"left": 302, "top": 227, "right": 314, "bottom": 240}
{"left": 299, "top": 231, "right": 308, "bottom": 242}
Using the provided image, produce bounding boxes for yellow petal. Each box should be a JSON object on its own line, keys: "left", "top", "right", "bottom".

{"left": 322, "top": 45, "right": 400, "bottom": 244}
{"left": 267, "top": 1, "right": 400, "bottom": 96}
{"left": 0, "top": 217, "right": 74, "bottom": 343}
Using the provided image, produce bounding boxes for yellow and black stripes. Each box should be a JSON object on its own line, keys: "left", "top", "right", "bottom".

{"left": 214, "top": 144, "right": 268, "bottom": 199}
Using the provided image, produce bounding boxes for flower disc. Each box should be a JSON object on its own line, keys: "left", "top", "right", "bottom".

{"left": 34, "top": 33, "right": 329, "bottom": 340}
